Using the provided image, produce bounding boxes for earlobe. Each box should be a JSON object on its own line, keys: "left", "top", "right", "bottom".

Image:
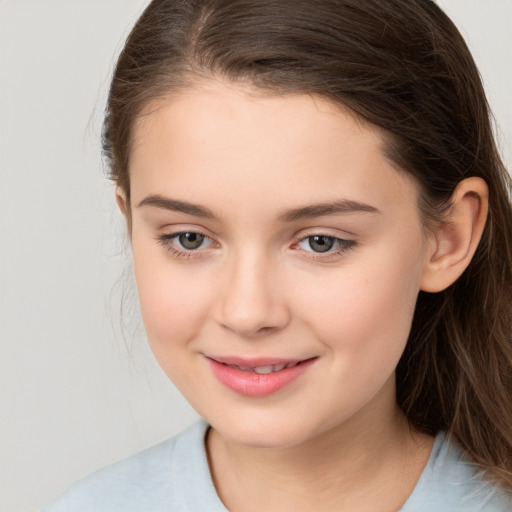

{"left": 420, "top": 177, "right": 488, "bottom": 293}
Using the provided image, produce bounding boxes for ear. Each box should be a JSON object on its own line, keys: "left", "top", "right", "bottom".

{"left": 115, "top": 187, "right": 133, "bottom": 235}
{"left": 420, "top": 177, "right": 488, "bottom": 293}
{"left": 115, "top": 187, "right": 128, "bottom": 216}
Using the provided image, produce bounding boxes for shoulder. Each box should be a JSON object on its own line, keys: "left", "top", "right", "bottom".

{"left": 401, "top": 432, "right": 512, "bottom": 512}
{"left": 41, "top": 420, "right": 226, "bottom": 512}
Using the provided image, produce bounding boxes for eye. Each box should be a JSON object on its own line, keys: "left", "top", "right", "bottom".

{"left": 304, "top": 235, "right": 335, "bottom": 253}
{"left": 176, "top": 232, "right": 208, "bottom": 250}
{"left": 157, "top": 231, "right": 216, "bottom": 257}
{"left": 296, "top": 235, "right": 355, "bottom": 255}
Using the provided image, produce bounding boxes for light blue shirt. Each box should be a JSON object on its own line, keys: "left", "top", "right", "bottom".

{"left": 42, "top": 421, "right": 511, "bottom": 511}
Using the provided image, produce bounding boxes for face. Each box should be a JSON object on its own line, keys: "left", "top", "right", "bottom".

{"left": 127, "top": 82, "right": 432, "bottom": 449}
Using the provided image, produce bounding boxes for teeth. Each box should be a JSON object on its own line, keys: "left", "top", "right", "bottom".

{"left": 253, "top": 365, "right": 274, "bottom": 375}
{"left": 226, "top": 361, "right": 302, "bottom": 374}
{"left": 252, "top": 363, "right": 294, "bottom": 374}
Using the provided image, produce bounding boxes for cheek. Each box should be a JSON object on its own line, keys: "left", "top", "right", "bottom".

{"left": 292, "top": 241, "right": 424, "bottom": 365}
{"left": 131, "top": 243, "right": 211, "bottom": 354}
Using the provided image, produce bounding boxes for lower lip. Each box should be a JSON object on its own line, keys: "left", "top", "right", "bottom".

{"left": 206, "top": 358, "right": 317, "bottom": 397}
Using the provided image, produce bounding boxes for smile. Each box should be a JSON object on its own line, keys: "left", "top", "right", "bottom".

{"left": 225, "top": 361, "right": 302, "bottom": 374}
{"left": 205, "top": 356, "right": 317, "bottom": 397}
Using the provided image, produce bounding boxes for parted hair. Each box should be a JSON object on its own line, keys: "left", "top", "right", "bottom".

{"left": 103, "top": 0, "right": 512, "bottom": 488}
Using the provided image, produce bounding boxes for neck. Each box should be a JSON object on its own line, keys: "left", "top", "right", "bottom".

{"left": 206, "top": 389, "right": 434, "bottom": 512}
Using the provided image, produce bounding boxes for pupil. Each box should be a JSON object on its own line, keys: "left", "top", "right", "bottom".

{"left": 179, "top": 232, "right": 204, "bottom": 250}
{"left": 309, "top": 235, "right": 334, "bottom": 253}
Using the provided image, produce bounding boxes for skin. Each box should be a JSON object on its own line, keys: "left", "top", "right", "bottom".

{"left": 119, "top": 80, "right": 488, "bottom": 511}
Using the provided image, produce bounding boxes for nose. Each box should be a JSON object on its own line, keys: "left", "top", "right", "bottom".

{"left": 217, "top": 250, "right": 291, "bottom": 338}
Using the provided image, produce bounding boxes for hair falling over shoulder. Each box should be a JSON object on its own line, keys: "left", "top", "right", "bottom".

{"left": 103, "top": 0, "right": 512, "bottom": 489}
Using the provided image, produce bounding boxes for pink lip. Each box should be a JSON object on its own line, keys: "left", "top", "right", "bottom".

{"left": 205, "top": 355, "right": 317, "bottom": 397}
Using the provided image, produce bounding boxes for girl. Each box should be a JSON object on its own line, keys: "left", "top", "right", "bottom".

{"left": 44, "top": 0, "right": 512, "bottom": 510}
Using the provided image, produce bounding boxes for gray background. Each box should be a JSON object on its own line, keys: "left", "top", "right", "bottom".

{"left": 0, "top": 1, "right": 510, "bottom": 511}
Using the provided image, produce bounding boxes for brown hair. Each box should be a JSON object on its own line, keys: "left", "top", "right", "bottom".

{"left": 103, "top": 0, "right": 512, "bottom": 488}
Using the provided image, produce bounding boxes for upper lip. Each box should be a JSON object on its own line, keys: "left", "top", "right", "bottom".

{"left": 205, "top": 355, "right": 316, "bottom": 367}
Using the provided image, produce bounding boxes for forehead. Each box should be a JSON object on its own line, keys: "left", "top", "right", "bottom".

{"left": 129, "top": 81, "right": 418, "bottom": 216}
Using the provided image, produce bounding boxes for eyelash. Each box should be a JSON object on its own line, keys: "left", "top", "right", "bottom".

{"left": 292, "top": 233, "right": 356, "bottom": 260}
{"left": 156, "top": 232, "right": 216, "bottom": 260}
{"left": 156, "top": 231, "right": 356, "bottom": 261}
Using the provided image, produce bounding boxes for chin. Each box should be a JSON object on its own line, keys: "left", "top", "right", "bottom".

{"left": 207, "top": 411, "right": 325, "bottom": 450}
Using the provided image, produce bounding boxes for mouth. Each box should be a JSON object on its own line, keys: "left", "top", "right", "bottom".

{"left": 213, "top": 359, "right": 309, "bottom": 375}
{"left": 205, "top": 355, "right": 318, "bottom": 397}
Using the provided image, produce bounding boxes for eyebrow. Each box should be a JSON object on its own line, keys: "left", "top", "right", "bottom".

{"left": 137, "top": 194, "right": 379, "bottom": 221}
{"left": 137, "top": 195, "right": 216, "bottom": 218}
{"left": 277, "top": 200, "right": 380, "bottom": 222}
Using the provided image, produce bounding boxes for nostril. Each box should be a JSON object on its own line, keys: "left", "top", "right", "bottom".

{"left": 220, "top": 322, "right": 277, "bottom": 338}
{"left": 217, "top": 267, "right": 292, "bottom": 336}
